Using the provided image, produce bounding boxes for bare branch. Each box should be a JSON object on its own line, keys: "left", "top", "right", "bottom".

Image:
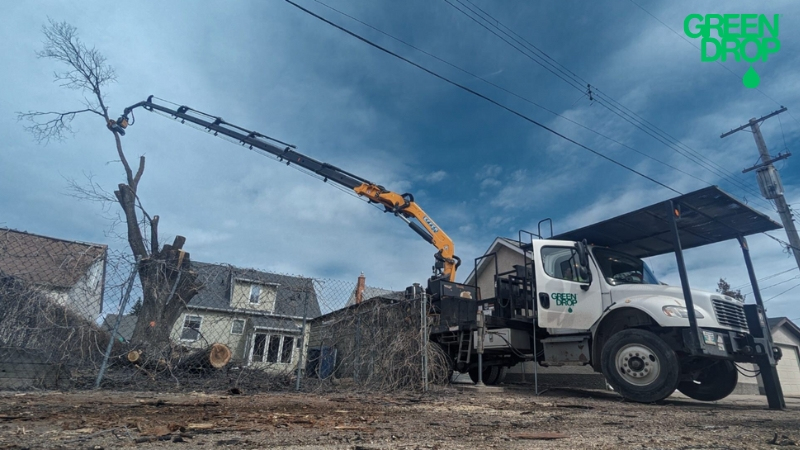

{"left": 64, "top": 172, "right": 117, "bottom": 204}
{"left": 38, "top": 19, "right": 116, "bottom": 100}
{"left": 17, "top": 109, "right": 102, "bottom": 144}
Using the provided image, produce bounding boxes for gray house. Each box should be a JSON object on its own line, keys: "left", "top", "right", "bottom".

{"left": 168, "top": 262, "right": 321, "bottom": 371}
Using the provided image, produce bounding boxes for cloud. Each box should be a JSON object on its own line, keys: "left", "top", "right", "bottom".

{"left": 475, "top": 164, "right": 502, "bottom": 180}
{"left": 427, "top": 170, "right": 447, "bottom": 183}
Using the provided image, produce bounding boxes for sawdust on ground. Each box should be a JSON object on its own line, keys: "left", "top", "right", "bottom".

{"left": 0, "top": 386, "right": 798, "bottom": 449}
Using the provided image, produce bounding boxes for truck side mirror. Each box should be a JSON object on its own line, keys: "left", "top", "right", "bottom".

{"left": 575, "top": 240, "right": 592, "bottom": 285}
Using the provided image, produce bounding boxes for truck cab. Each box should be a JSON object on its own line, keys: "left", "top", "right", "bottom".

{"left": 529, "top": 239, "right": 751, "bottom": 403}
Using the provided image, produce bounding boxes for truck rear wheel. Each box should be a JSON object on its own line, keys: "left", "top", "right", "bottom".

{"left": 601, "top": 329, "right": 679, "bottom": 403}
{"left": 677, "top": 360, "right": 738, "bottom": 401}
{"left": 469, "top": 365, "right": 500, "bottom": 385}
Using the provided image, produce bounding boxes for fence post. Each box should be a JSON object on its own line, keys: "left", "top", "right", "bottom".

{"left": 354, "top": 314, "right": 361, "bottom": 383}
{"left": 421, "top": 292, "right": 428, "bottom": 392}
{"left": 95, "top": 257, "right": 140, "bottom": 389}
{"left": 295, "top": 289, "right": 308, "bottom": 391}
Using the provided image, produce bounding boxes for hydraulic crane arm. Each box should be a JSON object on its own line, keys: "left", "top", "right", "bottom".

{"left": 111, "top": 96, "right": 460, "bottom": 282}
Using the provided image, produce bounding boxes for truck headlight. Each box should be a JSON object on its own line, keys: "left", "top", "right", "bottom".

{"left": 662, "top": 305, "right": 704, "bottom": 319}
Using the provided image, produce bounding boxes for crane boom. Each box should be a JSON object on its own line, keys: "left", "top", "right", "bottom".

{"left": 112, "top": 96, "right": 460, "bottom": 282}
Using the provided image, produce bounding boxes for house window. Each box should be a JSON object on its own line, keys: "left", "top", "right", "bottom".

{"left": 281, "top": 336, "right": 294, "bottom": 363}
{"left": 231, "top": 319, "right": 245, "bottom": 335}
{"left": 180, "top": 315, "right": 202, "bottom": 341}
{"left": 249, "top": 285, "right": 261, "bottom": 304}
{"left": 251, "top": 333, "right": 297, "bottom": 364}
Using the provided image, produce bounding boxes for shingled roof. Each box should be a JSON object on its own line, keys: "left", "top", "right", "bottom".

{"left": 189, "top": 262, "right": 322, "bottom": 319}
{"left": 0, "top": 228, "right": 107, "bottom": 289}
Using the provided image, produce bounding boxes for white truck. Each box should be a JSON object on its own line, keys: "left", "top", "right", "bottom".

{"left": 429, "top": 187, "right": 785, "bottom": 408}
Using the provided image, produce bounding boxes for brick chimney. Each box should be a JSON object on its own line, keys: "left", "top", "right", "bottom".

{"left": 355, "top": 272, "right": 366, "bottom": 304}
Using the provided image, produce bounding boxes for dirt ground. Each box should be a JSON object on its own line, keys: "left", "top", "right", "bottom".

{"left": 1, "top": 385, "right": 799, "bottom": 449}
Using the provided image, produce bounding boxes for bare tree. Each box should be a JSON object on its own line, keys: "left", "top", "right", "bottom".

{"left": 18, "top": 20, "right": 202, "bottom": 356}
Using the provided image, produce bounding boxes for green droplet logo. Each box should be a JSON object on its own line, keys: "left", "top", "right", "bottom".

{"left": 567, "top": 307, "right": 573, "bottom": 313}
{"left": 743, "top": 66, "right": 761, "bottom": 88}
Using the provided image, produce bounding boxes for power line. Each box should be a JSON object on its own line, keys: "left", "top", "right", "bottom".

{"left": 446, "top": 0, "right": 776, "bottom": 213}
{"left": 454, "top": 0, "right": 773, "bottom": 213}
{"left": 453, "top": 1, "right": 796, "bottom": 250}
{"left": 285, "top": 0, "right": 682, "bottom": 195}
{"left": 628, "top": 0, "right": 800, "bottom": 127}
{"left": 442, "top": 0, "right": 585, "bottom": 94}
{"left": 764, "top": 281, "right": 800, "bottom": 303}
{"left": 742, "top": 275, "right": 800, "bottom": 296}
{"left": 290, "top": 1, "right": 793, "bottom": 262}
{"left": 309, "top": 0, "right": 714, "bottom": 188}
{"left": 733, "top": 266, "right": 798, "bottom": 290}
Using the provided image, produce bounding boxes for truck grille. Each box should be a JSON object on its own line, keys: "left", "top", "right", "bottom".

{"left": 712, "top": 299, "right": 748, "bottom": 330}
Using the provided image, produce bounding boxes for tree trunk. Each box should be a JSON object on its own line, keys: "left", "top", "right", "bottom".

{"left": 129, "top": 254, "right": 201, "bottom": 356}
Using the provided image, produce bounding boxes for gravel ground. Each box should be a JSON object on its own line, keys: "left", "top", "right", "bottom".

{"left": 0, "top": 385, "right": 798, "bottom": 449}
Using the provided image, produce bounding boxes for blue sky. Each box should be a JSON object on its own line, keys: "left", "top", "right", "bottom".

{"left": 1, "top": 1, "right": 799, "bottom": 320}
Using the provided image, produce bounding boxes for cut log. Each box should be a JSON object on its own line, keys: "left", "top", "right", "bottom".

{"left": 209, "top": 343, "right": 232, "bottom": 368}
{"left": 127, "top": 350, "right": 143, "bottom": 364}
{"left": 177, "top": 343, "right": 232, "bottom": 372}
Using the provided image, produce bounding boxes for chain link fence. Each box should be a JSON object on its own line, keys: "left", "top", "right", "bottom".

{"left": 0, "top": 228, "right": 448, "bottom": 393}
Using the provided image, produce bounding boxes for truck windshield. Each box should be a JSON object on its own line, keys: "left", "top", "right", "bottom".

{"left": 591, "top": 247, "right": 659, "bottom": 285}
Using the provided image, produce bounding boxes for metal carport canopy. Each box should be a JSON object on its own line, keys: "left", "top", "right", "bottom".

{"left": 550, "top": 186, "right": 782, "bottom": 259}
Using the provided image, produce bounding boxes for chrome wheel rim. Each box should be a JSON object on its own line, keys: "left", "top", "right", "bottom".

{"left": 615, "top": 343, "right": 660, "bottom": 386}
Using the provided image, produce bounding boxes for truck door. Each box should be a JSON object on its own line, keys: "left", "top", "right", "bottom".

{"left": 532, "top": 240, "right": 603, "bottom": 333}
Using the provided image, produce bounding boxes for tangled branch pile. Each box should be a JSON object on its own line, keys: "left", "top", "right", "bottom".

{"left": 307, "top": 297, "right": 450, "bottom": 392}
{"left": 0, "top": 276, "right": 111, "bottom": 387}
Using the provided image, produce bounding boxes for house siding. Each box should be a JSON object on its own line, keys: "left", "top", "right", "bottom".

{"left": 66, "top": 259, "right": 105, "bottom": 322}
{"left": 170, "top": 311, "right": 251, "bottom": 358}
{"left": 474, "top": 245, "right": 528, "bottom": 300}
{"left": 231, "top": 280, "right": 277, "bottom": 312}
{"left": 169, "top": 309, "right": 310, "bottom": 374}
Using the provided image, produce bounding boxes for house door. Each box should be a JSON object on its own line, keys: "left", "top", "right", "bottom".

{"left": 776, "top": 344, "right": 800, "bottom": 397}
{"left": 249, "top": 333, "right": 296, "bottom": 365}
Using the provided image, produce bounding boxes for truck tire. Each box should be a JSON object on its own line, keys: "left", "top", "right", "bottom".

{"left": 469, "top": 365, "right": 500, "bottom": 385}
{"left": 601, "top": 329, "right": 679, "bottom": 403}
{"left": 677, "top": 360, "right": 738, "bottom": 402}
{"left": 495, "top": 366, "right": 508, "bottom": 385}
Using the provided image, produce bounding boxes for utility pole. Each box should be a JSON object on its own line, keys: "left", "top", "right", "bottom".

{"left": 721, "top": 107, "right": 800, "bottom": 272}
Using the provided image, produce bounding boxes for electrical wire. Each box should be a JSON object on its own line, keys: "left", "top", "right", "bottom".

{"left": 286, "top": 0, "right": 682, "bottom": 196}
{"left": 445, "top": 0, "right": 776, "bottom": 213}
{"left": 763, "top": 281, "right": 800, "bottom": 303}
{"left": 628, "top": 0, "right": 800, "bottom": 127}
{"left": 291, "top": 1, "right": 796, "bottom": 260}
{"left": 742, "top": 275, "right": 800, "bottom": 296}
{"left": 309, "top": 0, "right": 715, "bottom": 189}
{"left": 778, "top": 114, "right": 791, "bottom": 153}
{"left": 733, "top": 266, "right": 798, "bottom": 290}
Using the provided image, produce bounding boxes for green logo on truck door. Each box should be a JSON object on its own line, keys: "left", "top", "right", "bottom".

{"left": 552, "top": 292, "right": 578, "bottom": 313}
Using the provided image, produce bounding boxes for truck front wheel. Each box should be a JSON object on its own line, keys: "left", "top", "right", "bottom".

{"left": 677, "top": 360, "right": 738, "bottom": 401}
{"left": 601, "top": 329, "right": 679, "bottom": 403}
